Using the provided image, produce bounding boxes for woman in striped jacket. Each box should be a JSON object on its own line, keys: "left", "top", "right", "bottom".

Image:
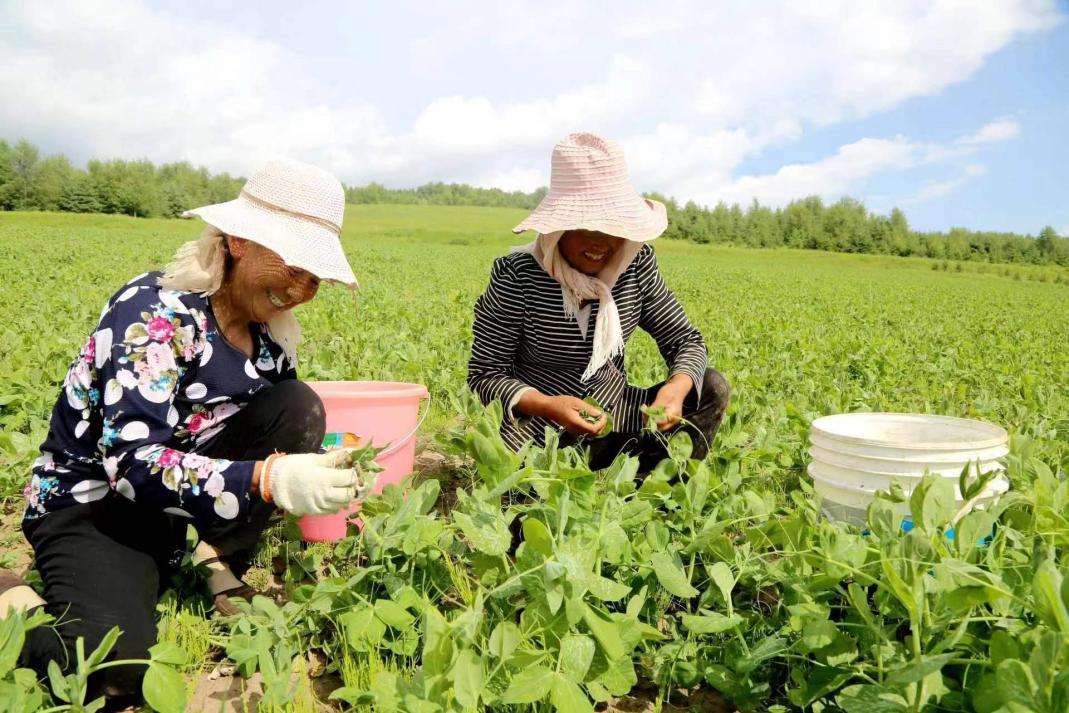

{"left": 468, "top": 133, "right": 730, "bottom": 470}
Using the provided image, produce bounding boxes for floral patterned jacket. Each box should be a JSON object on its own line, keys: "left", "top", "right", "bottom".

{"left": 24, "top": 272, "right": 295, "bottom": 527}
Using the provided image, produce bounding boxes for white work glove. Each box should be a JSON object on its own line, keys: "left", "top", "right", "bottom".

{"left": 263, "top": 449, "right": 373, "bottom": 517}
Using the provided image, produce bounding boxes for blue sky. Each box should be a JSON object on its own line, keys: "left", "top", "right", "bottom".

{"left": 2, "top": 0, "right": 1066, "bottom": 234}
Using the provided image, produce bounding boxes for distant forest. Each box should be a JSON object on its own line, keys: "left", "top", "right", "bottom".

{"left": 2, "top": 139, "right": 1066, "bottom": 266}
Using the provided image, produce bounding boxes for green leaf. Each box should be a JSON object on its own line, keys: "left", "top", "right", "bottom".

{"left": 559, "top": 633, "right": 596, "bottom": 682}
{"left": 988, "top": 630, "right": 1023, "bottom": 664}
{"left": 339, "top": 606, "right": 386, "bottom": 651}
{"left": 143, "top": 661, "right": 187, "bottom": 713}
{"left": 453, "top": 510, "right": 511, "bottom": 556}
{"left": 582, "top": 397, "right": 613, "bottom": 437}
{"left": 995, "top": 659, "right": 1037, "bottom": 708}
{"left": 421, "top": 606, "right": 453, "bottom": 676}
{"left": 85, "top": 626, "right": 121, "bottom": 669}
{"left": 329, "top": 687, "right": 375, "bottom": 706}
{"left": 956, "top": 509, "right": 994, "bottom": 558}
{"left": 501, "top": 665, "right": 554, "bottom": 704}
{"left": 374, "top": 599, "right": 416, "bottom": 629}
{"left": 47, "top": 659, "right": 70, "bottom": 703}
{"left": 148, "top": 641, "right": 188, "bottom": 667}
{"left": 667, "top": 430, "right": 693, "bottom": 462}
{"left": 801, "top": 619, "right": 838, "bottom": 652}
{"left": 835, "top": 684, "right": 910, "bottom": 713}
{"left": 685, "top": 461, "right": 711, "bottom": 513}
{"left": 1032, "top": 560, "right": 1069, "bottom": 633}
{"left": 788, "top": 666, "right": 852, "bottom": 708}
{"left": 909, "top": 475, "right": 956, "bottom": 531}
{"left": 866, "top": 498, "right": 900, "bottom": 541}
{"left": 589, "top": 652, "right": 637, "bottom": 698}
{"left": 582, "top": 604, "right": 626, "bottom": 661}
{"left": 585, "top": 574, "right": 632, "bottom": 602}
{"left": 649, "top": 552, "right": 699, "bottom": 598}
{"left": 452, "top": 648, "right": 483, "bottom": 709}
{"left": 522, "top": 517, "right": 554, "bottom": 557}
{"left": 488, "top": 621, "right": 520, "bottom": 661}
{"left": 551, "top": 673, "right": 595, "bottom": 713}
{"left": 681, "top": 611, "right": 743, "bottom": 634}
{"left": 885, "top": 653, "right": 953, "bottom": 685}
{"left": 599, "top": 521, "right": 630, "bottom": 563}
{"left": 370, "top": 670, "right": 400, "bottom": 712}
{"left": 706, "top": 561, "right": 735, "bottom": 607}
{"left": 846, "top": 583, "right": 876, "bottom": 629}
{"left": 0, "top": 615, "right": 27, "bottom": 678}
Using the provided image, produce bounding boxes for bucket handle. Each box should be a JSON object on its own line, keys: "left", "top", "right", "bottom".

{"left": 375, "top": 394, "right": 432, "bottom": 458}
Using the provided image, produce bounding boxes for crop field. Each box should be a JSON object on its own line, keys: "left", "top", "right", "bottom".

{"left": 0, "top": 207, "right": 1067, "bottom": 712}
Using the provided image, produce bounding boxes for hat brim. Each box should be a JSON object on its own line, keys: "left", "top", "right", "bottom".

{"left": 183, "top": 196, "right": 358, "bottom": 287}
{"left": 512, "top": 190, "right": 667, "bottom": 242}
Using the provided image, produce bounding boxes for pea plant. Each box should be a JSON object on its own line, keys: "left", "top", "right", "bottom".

{"left": 0, "top": 609, "right": 187, "bottom": 713}
{"left": 194, "top": 403, "right": 1069, "bottom": 712}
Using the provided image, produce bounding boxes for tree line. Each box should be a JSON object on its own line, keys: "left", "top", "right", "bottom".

{"left": 649, "top": 193, "right": 1068, "bottom": 266}
{"left": 2, "top": 138, "right": 1065, "bottom": 266}
{"left": 345, "top": 181, "right": 546, "bottom": 209}
{"left": 0, "top": 139, "right": 244, "bottom": 219}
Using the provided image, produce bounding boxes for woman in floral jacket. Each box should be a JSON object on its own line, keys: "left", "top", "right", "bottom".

{"left": 0, "top": 158, "right": 370, "bottom": 708}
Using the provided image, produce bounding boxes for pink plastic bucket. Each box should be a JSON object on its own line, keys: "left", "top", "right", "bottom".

{"left": 298, "top": 381, "right": 430, "bottom": 542}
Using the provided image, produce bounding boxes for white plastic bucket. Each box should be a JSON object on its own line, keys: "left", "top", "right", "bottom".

{"left": 808, "top": 412, "right": 1009, "bottom": 526}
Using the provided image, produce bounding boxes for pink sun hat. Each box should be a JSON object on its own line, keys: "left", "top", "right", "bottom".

{"left": 513, "top": 132, "right": 668, "bottom": 242}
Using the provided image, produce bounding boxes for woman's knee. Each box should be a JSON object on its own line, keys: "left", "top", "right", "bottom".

{"left": 264, "top": 380, "right": 326, "bottom": 452}
{"left": 702, "top": 368, "right": 731, "bottom": 409}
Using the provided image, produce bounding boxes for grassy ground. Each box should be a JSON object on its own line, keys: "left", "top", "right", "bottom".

{"left": 0, "top": 208, "right": 1067, "bottom": 711}
{"left": 2, "top": 206, "right": 1065, "bottom": 496}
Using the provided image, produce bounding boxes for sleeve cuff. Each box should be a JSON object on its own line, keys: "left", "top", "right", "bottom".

{"left": 670, "top": 363, "right": 707, "bottom": 400}
{"left": 506, "top": 386, "right": 536, "bottom": 423}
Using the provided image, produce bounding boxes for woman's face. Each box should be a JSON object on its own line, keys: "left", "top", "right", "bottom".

{"left": 558, "top": 230, "right": 626, "bottom": 275}
{"left": 225, "top": 235, "right": 320, "bottom": 321}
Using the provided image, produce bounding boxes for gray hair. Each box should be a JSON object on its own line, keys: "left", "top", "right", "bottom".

{"left": 159, "top": 227, "right": 301, "bottom": 363}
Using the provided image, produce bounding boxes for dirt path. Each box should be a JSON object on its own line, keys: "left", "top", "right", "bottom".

{"left": 0, "top": 501, "right": 32, "bottom": 576}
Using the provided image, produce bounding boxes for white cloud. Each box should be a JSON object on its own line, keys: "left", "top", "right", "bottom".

{"left": 956, "top": 119, "right": 1021, "bottom": 144}
{"left": 0, "top": 0, "right": 1060, "bottom": 208}
{"left": 904, "top": 165, "right": 988, "bottom": 205}
{"left": 713, "top": 137, "right": 923, "bottom": 206}
{"left": 702, "top": 121, "right": 1007, "bottom": 209}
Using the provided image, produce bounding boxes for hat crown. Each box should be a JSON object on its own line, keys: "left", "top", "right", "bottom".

{"left": 549, "top": 132, "right": 629, "bottom": 193}
{"left": 242, "top": 157, "right": 345, "bottom": 228}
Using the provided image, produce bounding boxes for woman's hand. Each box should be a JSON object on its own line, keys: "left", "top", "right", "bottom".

{"left": 647, "top": 374, "right": 694, "bottom": 432}
{"left": 518, "top": 391, "right": 607, "bottom": 437}
{"left": 259, "top": 449, "right": 374, "bottom": 516}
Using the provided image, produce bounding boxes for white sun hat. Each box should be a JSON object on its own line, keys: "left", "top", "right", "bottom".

{"left": 183, "top": 157, "right": 357, "bottom": 286}
{"left": 513, "top": 132, "right": 667, "bottom": 242}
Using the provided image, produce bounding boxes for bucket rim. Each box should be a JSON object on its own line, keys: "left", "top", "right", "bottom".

{"left": 306, "top": 380, "right": 430, "bottom": 400}
{"left": 808, "top": 440, "right": 1009, "bottom": 466}
{"left": 808, "top": 463, "right": 1010, "bottom": 498}
{"left": 807, "top": 452, "right": 1007, "bottom": 479}
{"left": 811, "top": 412, "right": 1008, "bottom": 451}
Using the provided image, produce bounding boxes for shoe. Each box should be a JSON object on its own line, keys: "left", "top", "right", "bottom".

{"left": 0, "top": 570, "right": 46, "bottom": 617}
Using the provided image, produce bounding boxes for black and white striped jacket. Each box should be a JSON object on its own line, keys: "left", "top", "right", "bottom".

{"left": 468, "top": 244, "right": 708, "bottom": 450}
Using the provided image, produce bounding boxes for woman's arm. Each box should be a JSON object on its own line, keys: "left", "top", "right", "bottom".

{"left": 637, "top": 247, "right": 708, "bottom": 428}
{"left": 95, "top": 291, "right": 259, "bottom": 523}
{"left": 468, "top": 257, "right": 533, "bottom": 420}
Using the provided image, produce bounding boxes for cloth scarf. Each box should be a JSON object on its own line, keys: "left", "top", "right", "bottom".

{"left": 514, "top": 232, "right": 642, "bottom": 381}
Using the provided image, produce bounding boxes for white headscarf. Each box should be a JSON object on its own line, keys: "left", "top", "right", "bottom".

{"left": 514, "top": 232, "right": 642, "bottom": 381}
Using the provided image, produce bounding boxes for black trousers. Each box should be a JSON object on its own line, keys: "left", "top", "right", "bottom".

{"left": 579, "top": 368, "right": 731, "bottom": 472}
{"left": 20, "top": 380, "right": 325, "bottom": 706}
